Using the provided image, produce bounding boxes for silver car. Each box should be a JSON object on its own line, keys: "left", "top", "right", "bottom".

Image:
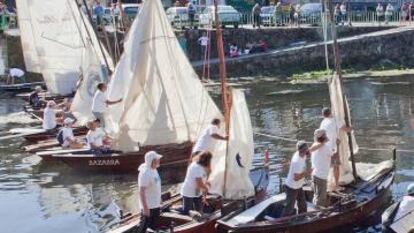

{"left": 166, "top": 7, "right": 199, "bottom": 29}
{"left": 199, "top": 5, "right": 241, "bottom": 28}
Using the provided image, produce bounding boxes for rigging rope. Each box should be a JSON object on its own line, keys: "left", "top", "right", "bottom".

{"left": 254, "top": 131, "right": 414, "bottom": 154}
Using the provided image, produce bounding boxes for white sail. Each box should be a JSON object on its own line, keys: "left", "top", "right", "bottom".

{"left": 69, "top": 0, "right": 114, "bottom": 125}
{"left": 209, "top": 90, "right": 255, "bottom": 200}
{"left": 16, "top": 0, "right": 96, "bottom": 95}
{"left": 110, "top": 0, "right": 221, "bottom": 151}
{"left": 328, "top": 74, "right": 359, "bottom": 187}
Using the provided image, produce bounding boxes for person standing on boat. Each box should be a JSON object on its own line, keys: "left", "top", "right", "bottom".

{"left": 181, "top": 151, "right": 212, "bottom": 215}
{"left": 59, "top": 118, "right": 83, "bottom": 149}
{"left": 42, "top": 101, "right": 62, "bottom": 132}
{"left": 91, "top": 83, "right": 122, "bottom": 129}
{"left": 5, "top": 67, "right": 25, "bottom": 85}
{"left": 137, "top": 151, "right": 163, "bottom": 233}
{"left": 319, "top": 107, "right": 351, "bottom": 191}
{"left": 311, "top": 129, "right": 337, "bottom": 208}
{"left": 192, "top": 118, "right": 228, "bottom": 156}
{"left": 282, "top": 141, "right": 313, "bottom": 216}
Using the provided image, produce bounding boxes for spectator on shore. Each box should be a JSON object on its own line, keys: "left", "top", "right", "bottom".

{"left": 188, "top": 3, "right": 196, "bottom": 29}
{"left": 94, "top": 1, "right": 104, "bottom": 29}
{"left": 334, "top": 4, "right": 341, "bottom": 24}
{"left": 401, "top": 2, "right": 409, "bottom": 23}
{"left": 229, "top": 43, "right": 240, "bottom": 58}
{"left": 111, "top": 2, "right": 121, "bottom": 27}
{"left": 198, "top": 33, "right": 209, "bottom": 59}
{"left": 410, "top": 2, "right": 414, "bottom": 21}
{"left": 385, "top": 3, "right": 394, "bottom": 24}
{"left": 274, "top": 2, "right": 283, "bottom": 26}
{"left": 252, "top": 3, "right": 261, "bottom": 28}
{"left": 340, "top": 2, "right": 347, "bottom": 25}
{"left": 376, "top": 3, "right": 384, "bottom": 25}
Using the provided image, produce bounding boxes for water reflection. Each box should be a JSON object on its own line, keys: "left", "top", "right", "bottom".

{"left": 0, "top": 76, "right": 414, "bottom": 232}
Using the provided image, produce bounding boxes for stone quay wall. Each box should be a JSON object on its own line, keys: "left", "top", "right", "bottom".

{"left": 192, "top": 27, "right": 414, "bottom": 79}
{"left": 182, "top": 26, "right": 395, "bottom": 61}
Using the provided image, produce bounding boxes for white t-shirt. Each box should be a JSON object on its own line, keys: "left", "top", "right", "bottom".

{"left": 9, "top": 68, "right": 25, "bottom": 78}
{"left": 86, "top": 128, "right": 105, "bottom": 148}
{"left": 181, "top": 162, "right": 207, "bottom": 197}
{"left": 61, "top": 127, "right": 75, "bottom": 147}
{"left": 138, "top": 168, "right": 162, "bottom": 210}
{"left": 285, "top": 152, "right": 307, "bottom": 189}
{"left": 311, "top": 144, "right": 333, "bottom": 180}
{"left": 91, "top": 90, "right": 107, "bottom": 113}
{"left": 198, "top": 36, "right": 209, "bottom": 47}
{"left": 192, "top": 124, "right": 219, "bottom": 153}
{"left": 320, "top": 117, "right": 339, "bottom": 152}
{"left": 42, "top": 107, "right": 57, "bottom": 130}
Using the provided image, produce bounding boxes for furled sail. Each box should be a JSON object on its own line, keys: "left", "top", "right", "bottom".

{"left": 111, "top": 0, "right": 222, "bottom": 151}
{"left": 69, "top": 0, "right": 114, "bottom": 125}
{"left": 209, "top": 89, "right": 255, "bottom": 199}
{"left": 16, "top": 0, "right": 96, "bottom": 95}
{"left": 328, "top": 74, "right": 359, "bottom": 187}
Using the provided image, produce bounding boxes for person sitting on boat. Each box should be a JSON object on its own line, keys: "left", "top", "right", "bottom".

{"left": 137, "top": 151, "right": 163, "bottom": 233}
{"left": 58, "top": 118, "right": 83, "bottom": 149}
{"left": 192, "top": 118, "right": 228, "bottom": 156}
{"left": 180, "top": 151, "right": 212, "bottom": 215}
{"left": 86, "top": 120, "right": 110, "bottom": 151}
{"left": 281, "top": 141, "right": 313, "bottom": 216}
{"left": 319, "top": 107, "right": 352, "bottom": 191}
{"left": 311, "top": 129, "right": 339, "bottom": 208}
{"left": 91, "top": 83, "right": 122, "bottom": 129}
{"left": 5, "top": 67, "right": 25, "bottom": 85}
{"left": 28, "top": 86, "right": 44, "bottom": 108}
{"left": 42, "top": 101, "right": 63, "bottom": 131}
{"left": 59, "top": 98, "right": 77, "bottom": 125}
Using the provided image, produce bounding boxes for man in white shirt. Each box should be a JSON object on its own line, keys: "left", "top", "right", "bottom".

{"left": 91, "top": 83, "right": 122, "bottom": 128}
{"left": 311, "top": 129, "right": 337, "bottom": 208}
{"left": 192, "top": 118, "right": 228, "bottom": 156}
{"left": 137, "top": 151, "right": 163, "bottom": 233}
{"left": 42, "top": 101, "right": 62, "bottom": 131}
{"left": 6, "top": 68, "right": 25, "bottom": 85}
{"left": 198, "top": 33, "right": 209, "bottom": 59}
{"left": 282, "top": 141, "right": 313, "bottom": 216}
{"left": 320, "top": 107, "right": 351, "bottom": 190}
{"left": 60, "top": 118, "right": 83, "bottom": 149}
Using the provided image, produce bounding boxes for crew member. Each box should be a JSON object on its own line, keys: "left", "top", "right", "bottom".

{"left": 5, "top": 67, "right": 25, "bottom": 85}
{"left": 42, "top": 101, "right": 62, "bottom": 131}
{"left": 60, "top": 118, "right": 83, "bottom": 149}
{"left": 181, "top": 151, "right": 212, "bottom": 215}
{"left": 91, "top": 83, "right": 122, "bottom": 128}
{"left": 282, "top": 141, "right": 312, "bottom": 216}
{"left": 311, "top": 129, "right": 337, "bottom": 208}
{"left": 28, "top": 86, "right": 44, "bottom": 108}
{"left": 137, "top": 151, "right": 163, "bottom": 233}
{"left": 86, "top": 120, "right": 109, "bottom": 150}
{"left": 192, "top": 118, "right": 228, "bottom": 156}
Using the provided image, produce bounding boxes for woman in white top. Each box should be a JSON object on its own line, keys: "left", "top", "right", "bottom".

{"left": 42, "top": 101, "right": 62, "bottom": 131}
{"left": 180, "top": 151, "right": 212, "bottom": 215}
{"left": 86, "top": 120, "right": 108, "bottom": 150}
{"left": 60, "top": 118, "right": 83, "bottom": 149}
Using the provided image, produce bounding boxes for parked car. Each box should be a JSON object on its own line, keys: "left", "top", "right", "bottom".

{"left": 199, "top": 5, "right": 241, "bottom": 28}
{"left": 299, "top": 3, "right": 322, "bottom": 26}
{"left": 166, "top": 7, "right": 199, "bottom": 29}
{"left": 122, "top": 3, "right": 141, "bottom": 21}
{"left": 260, "top": 5, "right": 276, "bottom": 26}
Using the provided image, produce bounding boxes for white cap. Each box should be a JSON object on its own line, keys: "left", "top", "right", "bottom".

{"left": 64, "top": 118, "right": 74, "bottom": 125}
{"left": 144, "top": 151, "right": 163, "bottom": 165}
{"left": 407, "top": 183, "right": 414, "bottom": 196}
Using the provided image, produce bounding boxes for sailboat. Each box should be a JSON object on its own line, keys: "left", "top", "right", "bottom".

{"left": 36, "top": 0, "right": 221, "bottom": 173}
{"left": 107, "top": 0, "right": 268, "bottom": 231}
{"left": 215, "top": 2, "right": 396, "bottom": 233}
{"left": 7, "top": 0, "right": 114, "bottom": 143}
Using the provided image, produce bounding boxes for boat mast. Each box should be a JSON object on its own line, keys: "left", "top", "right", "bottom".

{"left": 327, "top": 0, "right": 358, "bottom": 181}
{"left": 213, "top": 0, "right": 231, "bottom": 198}
{"left": 80, "top": 0, "right": 112, "bottom": 74}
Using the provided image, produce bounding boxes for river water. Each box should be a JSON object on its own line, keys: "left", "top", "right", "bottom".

{"left": 1, "top": 76, "right": 413, "bottom": 233}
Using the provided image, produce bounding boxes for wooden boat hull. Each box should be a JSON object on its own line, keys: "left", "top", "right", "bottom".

{"left": 23, "top": 126, "right": 88, "bottom": 143}
{"left": 0, "top": 82, "right": 45, "bottom": 92}
{"left": 216, "top": 167, "right": 395, "bottom": 233}
{"left": 39, "top": 141, "right": 193, "bottom": 173}
{"left": 108, "top": 167, "right": 269, "bottom": 233}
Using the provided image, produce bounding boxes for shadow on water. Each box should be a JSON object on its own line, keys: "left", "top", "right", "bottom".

{"left": 1, "top": 76, "right": 414, "bottom": 232}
